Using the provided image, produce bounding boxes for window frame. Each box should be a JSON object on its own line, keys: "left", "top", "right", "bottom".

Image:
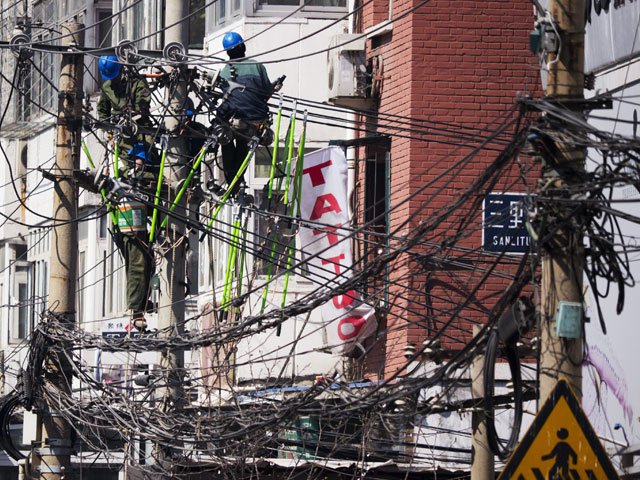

{"left": 10, "top": 261, "right": 32, "bottom": 343}
{"left": 251, "top": 0, "right": 347, "bottom": 18}
{"left": 189, "top": 0, "right": 207, "bottom": 49}
{"left": 247, "top": 145, "right": 318, "bottom": 280}
{"left": 208, "top": 0, "right": 244, "bottom": 28}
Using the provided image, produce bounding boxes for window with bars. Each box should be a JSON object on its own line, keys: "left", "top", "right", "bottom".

{"left": 17, "top": 0, "right": 61, "bottom": 121}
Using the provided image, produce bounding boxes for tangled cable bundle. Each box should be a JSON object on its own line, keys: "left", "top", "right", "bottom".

{"left": 0, "top": 5, "right": 638, "bottom": 476}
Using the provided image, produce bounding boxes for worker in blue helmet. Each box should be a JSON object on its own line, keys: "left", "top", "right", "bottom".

{"left": 217, "top": 32, "right": 277, "bottom": 194}
{"left": 97, "top": 55, "right": 154, "bottom": 178}
{"left": 98, "top": 55, "right": 122, "bottom": 80}
{"left": 97, "top": 55, "right": 157, "bottom": 331}
{"left": 108, "top": 140, "right": 159, "bottom": 333}
{"left": 127, "top": 142, "right": 159, "bottom": 177}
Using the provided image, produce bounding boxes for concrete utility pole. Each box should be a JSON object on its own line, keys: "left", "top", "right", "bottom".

{"left": 539, "top": 0, "right": 585, "bottom": 404}
{"left": 156, "top": 0, "right": 189, "bottom": 462}
{"left": 471, "top": 326, "right": 493, "bottom": 479}
{"left": 36, "top": 21, "right": 84, "bottom": 480}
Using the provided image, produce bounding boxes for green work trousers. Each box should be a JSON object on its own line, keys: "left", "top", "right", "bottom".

{"left": 119, "top": 231, "right": 153, "bottom": 314}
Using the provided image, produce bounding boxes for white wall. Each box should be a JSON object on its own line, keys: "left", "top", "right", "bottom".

{"left": 583, "top": 58, "right": 640, "bottom": 455}
{"left": 24, "top": 127, "right": 56, "bottom": 226}
{"left": 204, "top": 17, "right": 352, "bottom": 146}
{"left": 199, "top": 18, "right": 355, "bottom": 380}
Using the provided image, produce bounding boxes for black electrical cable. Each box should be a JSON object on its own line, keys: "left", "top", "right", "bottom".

{"left": 4, "top": 0, "right": 144, "bottom": 50}
{"left": 483, "top": 329, "right": 523, "bottom": 460}
{"left": 0, "top": 392, "right": 25, "bottom": 460}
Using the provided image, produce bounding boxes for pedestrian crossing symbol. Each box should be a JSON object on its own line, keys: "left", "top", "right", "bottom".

{"left": 498, "top": 380, "right": 619, "bottom": 480}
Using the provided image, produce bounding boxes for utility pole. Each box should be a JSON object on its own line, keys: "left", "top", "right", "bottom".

{"left": 156, "top": 1, "right": 189, "bottom": 464}
{"left": 539, "top": 0, "right": 585, "bottom": 404}
{"left": 471, "top": 326, "right": 493, "bottom": 479}
{"left": 35, "top": 21, "right": 84, "bottom": 480}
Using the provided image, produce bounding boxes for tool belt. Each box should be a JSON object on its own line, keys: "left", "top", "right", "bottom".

{"left": 229, "top": 118, "right": 274, "bottom": 146}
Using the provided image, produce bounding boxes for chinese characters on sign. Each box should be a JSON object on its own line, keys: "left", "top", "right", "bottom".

{"left": 483, "top": 193, "right": 532, "bottom": 253}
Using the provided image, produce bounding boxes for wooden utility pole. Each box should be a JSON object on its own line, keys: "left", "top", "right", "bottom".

{"left": 471, "top": 326, "right": 494, "bottom": 479}
{"left": 539, "top": 0, "right": 585, "bottom": 404}
{"left": 156, "top": 0, "right": 189, "bottom": 463}
{"left": 36, "top": 21, "right": 84, "bottom": 480}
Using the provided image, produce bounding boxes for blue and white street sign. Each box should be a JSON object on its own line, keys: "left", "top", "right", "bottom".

{"left": 483, "top": 193, "right": 532, "bottom": 254}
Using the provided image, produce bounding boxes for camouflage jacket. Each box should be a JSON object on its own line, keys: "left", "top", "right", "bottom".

{"left": 97, "top": 75, "right": 154, "bottom": 163}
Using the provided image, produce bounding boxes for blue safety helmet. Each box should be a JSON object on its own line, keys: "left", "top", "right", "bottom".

{"left": 127, "top": 143, "right": 149, "bottom": 163}
{"left": 184, "top": 98, "right": 195, "bottom": 117}
{"left": 98, "top": 55, "right": 122, "bottom": 81}
{"left": 222, "top": 31, "right": 244, "bottom": 51}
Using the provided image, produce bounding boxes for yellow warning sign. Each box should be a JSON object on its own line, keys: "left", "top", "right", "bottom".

{"left": 498, "top": 380, "right": 619, "bottom": 480}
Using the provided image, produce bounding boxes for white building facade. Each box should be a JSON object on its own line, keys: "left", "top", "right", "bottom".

{"left": 0, "top": 0, "right": 356, "bottom": 428}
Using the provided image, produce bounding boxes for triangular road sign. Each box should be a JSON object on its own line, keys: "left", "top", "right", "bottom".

{"left": 498, "top": 380, "right": 620, "bottom": 480}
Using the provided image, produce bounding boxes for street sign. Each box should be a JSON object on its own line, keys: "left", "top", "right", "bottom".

{"left": 483, "top": 193, "right": 531, "bottom": 253}
{"left": 499, "top": 380, "right": 620, "bottom": 480}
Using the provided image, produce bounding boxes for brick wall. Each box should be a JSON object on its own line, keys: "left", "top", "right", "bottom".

{"left": 355, "top": 0, "right": 540, "bottom": 379}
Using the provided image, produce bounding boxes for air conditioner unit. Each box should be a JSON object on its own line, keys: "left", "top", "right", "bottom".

{"left": 327, "top": 34, "right": 372, "bottom": 109}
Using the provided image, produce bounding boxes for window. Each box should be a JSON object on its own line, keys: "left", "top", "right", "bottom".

{"left": 96, "top": 9, "right": 113, "bottom": 49}
{"left": 201, "top": 202, "right": 232, "bottom": 295}
{"left": 11, "top": 263, "right": 32, "bottom": 342}
{"left": 19, "top": 145, "right": 27, "bottom": 220}
{"left": 253, "top": 190, "right": 290, "bottom": 276}
{"left": 34, "top": 33, "right": 57, "bottom": 114}
{"left": 105, "top": 238, "right": 125, "bottom": 316}
{"left": 118, "top": 0, "right": 144, "bottom": 47}
{"left": 245, "top": 146, "right": 317, "bottom": 277}
{"left": 33, "top": 260, "right": 48, "bottom": 315}
{"left": 363, "top": 145, "right": 389, "bottom": 303}
{"left": 78, "top": 219, "right": 88, "bottom": 243}
{"left": 91, "top": 8, "right": 113, "bottom": 92}
{"left": 99, "top": 214, "right": 109, "bottom": 239}
{"left": 115, "top": 0, "right": 161, "bottom": 50}
{"left": 251, "top": 145, "right": 318, "bottom": 182}
{"left": 206, "top": 0, "right": 345, "bottom": 27}
{"left": 77, "top": 251, "right": 85, "bottom": 323}
{"left": 216, "top": 0, "right": 227, "bottom": 25}
{"left": 364, "top": 150, "right": 388, "bottom": 236}
{"left": 216, "top": 205, "right": 233, "bottom": 288}
{"left": 18, "top": 2, "right": 61, "bottom": 121}
{"left": 257, "top": 0, "right": 346, "bottom": 11}
{"left": 102, "top": 251, "right": 107, "bottom": 317}
{"left": 23, "top": 0, "right": 60, "bottom": 121}
{"left": 27, "top": 228, "right": 50, "bottom": 318}
{"left": 189, "top": 0, "right": 206, "bottom": 49}
{"left": 207, "top": 0, "right": 243, "bottom": 28}
{"left": 61, "top": 0, "right": 84, "bottom": 17}
{"left": 253, "top": 146, "right": 277, "bottom": 180}
{"left": 16, "top": 69, "right": 31, "bottom": 122}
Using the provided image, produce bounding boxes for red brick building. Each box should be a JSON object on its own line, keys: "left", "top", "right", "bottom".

{"left": 352, "top": 0, "right": 540, "bottom": 379}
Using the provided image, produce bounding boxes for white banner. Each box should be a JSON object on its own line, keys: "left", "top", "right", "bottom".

{"left": 297, "top": 146, "right": 377, "bottom": 354}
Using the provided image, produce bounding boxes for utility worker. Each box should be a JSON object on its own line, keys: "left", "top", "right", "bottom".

{"left": 117, "top": 144, "right": 157, "bottom": 331}
{"left": 97, "top": 55, "right": 156, "bottom": 331}
{"left": 217, "top": 32, "right": 273, "bottom": 193}
{"left": 97, "top": 55, "right": 154, "bottom": 178}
